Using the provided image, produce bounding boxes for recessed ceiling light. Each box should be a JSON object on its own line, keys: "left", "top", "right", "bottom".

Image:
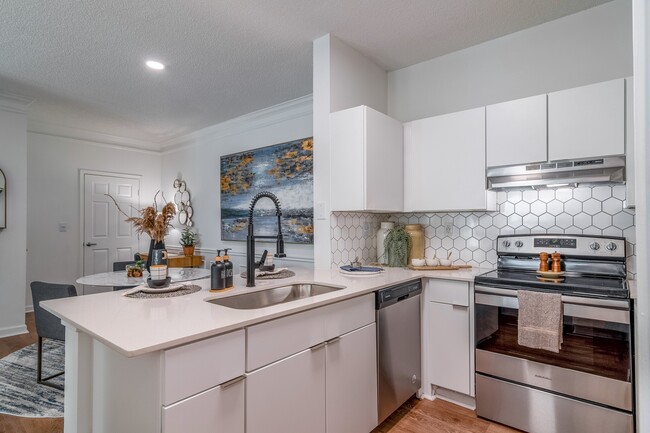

{"left": 146, "top": 60, "right": 165, "bottom": 70}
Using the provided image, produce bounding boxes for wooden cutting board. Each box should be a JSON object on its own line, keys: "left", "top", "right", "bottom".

{"left": 407, "top": 265, "right": 472, "bottom": 271}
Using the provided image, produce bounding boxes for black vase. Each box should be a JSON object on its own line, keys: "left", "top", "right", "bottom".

{"left": 146, "top": 239, "right": 166, "bottom": 272}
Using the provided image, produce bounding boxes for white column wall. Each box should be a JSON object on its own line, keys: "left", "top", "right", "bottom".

{"left": 313, "top": 34, "right": 387, "bottom": 268}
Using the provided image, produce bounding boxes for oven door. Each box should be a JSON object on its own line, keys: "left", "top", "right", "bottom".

{"left": 475, "top": 285, "right": 633, "bottom": 412}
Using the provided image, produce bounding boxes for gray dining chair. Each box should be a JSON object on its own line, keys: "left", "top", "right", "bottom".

{"left": 113, "top": 260, "right": 136, "bottom": 291}
{"left": 30, "top": 281, "right": 77, "bottom": 390}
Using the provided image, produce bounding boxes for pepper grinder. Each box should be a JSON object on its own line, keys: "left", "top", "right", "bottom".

{"left": 539, "top": 252, "right": 549, "bottom": 272}
{"left": 551, "top": 252, "right": 562, "bottom": 273}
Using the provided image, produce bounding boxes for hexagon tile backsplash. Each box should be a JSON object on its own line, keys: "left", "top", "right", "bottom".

{"left": 330, "top": 185, "right": 636, "bottom": 277}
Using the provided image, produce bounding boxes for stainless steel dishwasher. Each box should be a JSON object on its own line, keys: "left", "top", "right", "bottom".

{"left": 376, "top": 280, "right": 422, "bottom": 423}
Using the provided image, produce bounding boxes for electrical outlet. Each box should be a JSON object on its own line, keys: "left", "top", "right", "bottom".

{"left": 443, "top": 220, "right": 453, "bottom": 236}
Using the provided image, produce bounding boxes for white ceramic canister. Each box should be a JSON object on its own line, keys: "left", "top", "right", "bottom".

{"left": 376, "top": 222, "right": 395, "bottom": 265}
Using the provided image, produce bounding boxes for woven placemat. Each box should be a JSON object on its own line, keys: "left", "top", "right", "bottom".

{"left": 239, "top": 269, "right": 296, "bottom": 280}
{"left": 125, "top": 284, "right": 202, "bottom": 299}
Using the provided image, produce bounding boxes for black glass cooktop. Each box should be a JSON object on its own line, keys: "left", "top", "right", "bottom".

{"left": 475, "top": 270, "right": 629, "bottom": 299}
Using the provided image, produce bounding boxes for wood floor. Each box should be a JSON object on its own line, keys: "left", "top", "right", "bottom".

{"left": 0, "top": 314, "right": 520, "bottom": 433}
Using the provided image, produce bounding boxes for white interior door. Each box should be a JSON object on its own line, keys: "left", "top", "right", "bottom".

{"left": 83, "top": 173, "right": 140, "bottom": 281}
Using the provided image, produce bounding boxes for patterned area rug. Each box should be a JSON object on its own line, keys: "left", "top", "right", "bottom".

{"left": 0, "top": 340, "right": 64, "bottom": 417}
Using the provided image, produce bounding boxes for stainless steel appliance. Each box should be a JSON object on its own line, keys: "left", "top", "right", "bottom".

{"left": 474, "top": 234, "right": 634, "bottom": 433}
{"left": 376, "top": 280, "right": 422, "bottom": 423}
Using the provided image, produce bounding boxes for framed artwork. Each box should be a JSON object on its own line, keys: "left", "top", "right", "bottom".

{"left": 220, "top": 137, "right": 313, "bottom": 244}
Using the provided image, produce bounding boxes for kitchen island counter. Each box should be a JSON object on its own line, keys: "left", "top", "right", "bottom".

{"left": 43, "top": 266, "right": 488, "bottom": 357}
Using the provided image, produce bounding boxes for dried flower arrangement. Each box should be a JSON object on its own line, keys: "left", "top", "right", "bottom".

{"left": 106, "top": 192, "right": 176, "bottom": 242}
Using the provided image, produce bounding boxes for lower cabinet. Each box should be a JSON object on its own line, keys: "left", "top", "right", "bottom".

{"left": 424, "top": 279, "right": 474, "bottom": 398}
{"left": 162, "top": 377, "right": 245, "bottom": 433}
{"left": 247, "top": 346, "right": 326, "bottom": 433}
{"left": 246, "top": 307, "right": 378, "bottom": 433}
{"left": 326, "top": 323, "right": 378, "bottom": 433}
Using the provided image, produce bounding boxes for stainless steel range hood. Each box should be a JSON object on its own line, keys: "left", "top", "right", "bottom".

{"left": 487, "top": 156, "right": 625, "bottom": 190}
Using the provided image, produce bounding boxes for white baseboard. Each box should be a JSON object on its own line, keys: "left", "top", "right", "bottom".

{"left": 25, "top": 305, "right": 34, "bottom": 313}
{"left": 431, "top": 386, "right": 476, "bottom": 410}
{"left": 0, "top": 324, "right": 28, "bottom": 339}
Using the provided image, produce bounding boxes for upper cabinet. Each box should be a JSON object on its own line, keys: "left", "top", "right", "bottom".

{"left": 486, "top": 94, "right": 547, "bottom": 167}
{"left": 404, "top": 107, "right": 496, "bottom": 212}
{"left": 548, "top": 79, "right": 625, "bottom": 161}
{"left": 330, "top": 106, "right": 403, "bottom": 212}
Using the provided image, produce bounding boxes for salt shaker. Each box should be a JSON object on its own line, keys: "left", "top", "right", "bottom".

{"left": 551, "top": 252, "right": 562, "bottom": 272}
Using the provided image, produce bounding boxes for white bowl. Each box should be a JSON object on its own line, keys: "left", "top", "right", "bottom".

{"left": 425, "top": 258, "right": 440, "bottom": 266}
{"left": 439, "top": 259, "right": 453, "bottom": 266}
{"left": 411, "top": 258, "right": 426, "bottom": 267}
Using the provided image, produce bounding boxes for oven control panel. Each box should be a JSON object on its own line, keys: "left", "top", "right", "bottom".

{"left": 497, "top": 234, "right": 626, "bottom": 258}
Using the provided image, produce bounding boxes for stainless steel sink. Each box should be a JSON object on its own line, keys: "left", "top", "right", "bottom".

{"left": 207, "top": 284, "right": 343, "bottom": 310}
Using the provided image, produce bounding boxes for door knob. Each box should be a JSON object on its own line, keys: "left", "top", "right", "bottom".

{"left": 85, "top": 242, "right": 97, "bottom": 247}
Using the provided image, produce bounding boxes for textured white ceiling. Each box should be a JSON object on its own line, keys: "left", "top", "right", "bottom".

{"left": 0, "top": 0, "right": 611, "bottom": 146}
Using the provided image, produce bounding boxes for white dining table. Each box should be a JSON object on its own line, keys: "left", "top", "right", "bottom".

{"left": 76, "top": 267, "right": 210, "bottom": 287}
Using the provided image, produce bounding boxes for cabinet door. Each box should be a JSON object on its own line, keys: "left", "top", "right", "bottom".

{"left": 330, "top": 106, "right": 403, "bottom": 212}
{"left": 404, "top": 107, "right": 493, "bottom": 211}
{"left": 487, "top": 94, "right": 547, "bottom": 167}
{"left": 247, "top": 347, "right": 326, "bottom": 433}
{"left": 326, "top": 323, "right": 378, "bottom": 433}
{"left": 162, "top": 378, "right": 245, "bottom": 433}
{"left": 428, "top": 301, "right": 470, "bottom": 395}
{"left": 548, "top": 79, "right": 625, "bottom": 161}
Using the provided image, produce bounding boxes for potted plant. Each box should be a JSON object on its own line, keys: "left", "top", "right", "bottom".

{"left": 180, "top": 227, "right": 198, "bottom": 256}
{"left": 384, "top": 225, "right": 412, "bottom": 267}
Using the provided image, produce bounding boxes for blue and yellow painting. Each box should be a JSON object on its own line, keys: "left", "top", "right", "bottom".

{"left": 220, "top": 137, "right": 314, "bottom": 244}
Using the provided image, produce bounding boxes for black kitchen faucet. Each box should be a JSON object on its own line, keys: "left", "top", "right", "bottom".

{"left": 246, "top": 191, "right": 286, "bottom": 287}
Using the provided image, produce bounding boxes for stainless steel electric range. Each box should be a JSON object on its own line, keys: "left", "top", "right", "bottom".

{"left": 474, "top": 234, "right": 634, "bottom": 433}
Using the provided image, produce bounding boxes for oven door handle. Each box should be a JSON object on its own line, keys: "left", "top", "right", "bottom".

{"left": 475, "top": 288, "right": 630, "bottom": 325}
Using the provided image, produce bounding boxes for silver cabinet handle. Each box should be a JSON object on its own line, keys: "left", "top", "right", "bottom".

{"left": 310, "top": 342, "right": 327, "bottom": 351}
{"left": 85, "top": 242, "right": 97, "bottom": 247}
{"left": 326, "top": 336, "right": 341, "bottom": 345}
{"left": 220, "top": 375, "right": 245, "bottom": 389}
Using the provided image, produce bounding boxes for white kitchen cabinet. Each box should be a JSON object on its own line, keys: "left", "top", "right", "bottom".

{"left": 326, "top": 323, "right": 378, "bottom": 433}
{"left": 330, "top": 105, "right": 403, "bottom": 212}
{"left": 404, "top": 107, "right": 496, "bottom": 212}
{"left": 162, "top": 377, "right": 245, "bottom": 433}
{"left": 548, "top": 79, "right": 625, "bottom": 161}
{"left": 247, "top": 346, "right": 326, "bottom": 433}
{"left": 487, "top": 94, "right": 547, "bottom": 167}
{"left": 423, "top": 279, "right": 474, "bottom": 400}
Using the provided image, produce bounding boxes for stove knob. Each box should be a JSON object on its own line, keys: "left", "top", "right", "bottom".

{"left": 589, "top": 242, "right": 601, "bottom": 251}
{"left": 515, "top": 240, "right": 524, "bottom": 248}
{"left": 502, "top": 240, "right": 511, "bottom": 248}
{"left": 606, "top": 242, "right": 618, "bottom": 251}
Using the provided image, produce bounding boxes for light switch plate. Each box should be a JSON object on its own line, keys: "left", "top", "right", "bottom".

{"left": 58, "top": 223, "right": 67, "bottom": 232}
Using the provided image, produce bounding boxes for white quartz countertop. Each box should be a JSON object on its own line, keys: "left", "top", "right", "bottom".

{"left": 43, "top": 266, "right": 490, "bottom": 357}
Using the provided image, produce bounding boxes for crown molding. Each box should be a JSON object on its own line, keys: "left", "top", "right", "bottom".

{"left": 0, "top": 91, "right": 34, "bottom": 114}
{"left": 27, "top": 120, "right": 162, "bottom": 154}
{"left": 161, "top": 94, "right": 313, "bottom": 154}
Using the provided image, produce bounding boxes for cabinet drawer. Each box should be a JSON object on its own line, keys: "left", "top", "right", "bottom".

{"left": 163, "top": 329, "right": 245, "bottom": 405}
{"left": 162, "top": 376, "right": 245, "bottom": 433}
{"left": 323, "top": 293, "right": 375, "bottom": 341}
{"left": 247, "top": 294, "right": 375, "bottom": 371}
{"left": 428, "top": 280, "right": 469, "bottom": 306}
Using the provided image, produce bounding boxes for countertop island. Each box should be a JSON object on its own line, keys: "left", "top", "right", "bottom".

{"left": 43, "top": 266, "right": 490, "bottom": 433}
{"left": 45, "top": 266, "right": 487, "bottom": 357}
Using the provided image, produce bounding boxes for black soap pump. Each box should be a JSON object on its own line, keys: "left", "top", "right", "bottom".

{"left": 223, "top": 248, "right": 233, "bottom": 289}
{"left": 210, "top": 250, "right": 226, "bottom": 292}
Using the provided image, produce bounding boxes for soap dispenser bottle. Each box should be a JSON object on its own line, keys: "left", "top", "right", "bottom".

{"left": 211, "top": 250, "right": 226, "bottom": 291}
{"left": 223, "top": 248, "right": 233, "bottom": 289}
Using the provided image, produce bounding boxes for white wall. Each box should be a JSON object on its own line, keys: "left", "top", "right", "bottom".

{"left": 26, "top": 133, "right": 161, "bottom": 303}
{"left": 632, "top": 0, "right": 649, "bottom": 429}
{"left": 388, "top": 0, "right": 633, "bottom": 121}
{"left": 313, "top": 34, "right": 388, "bottom": 268}
{"left": 0, "top": 98, "right": 29, "bottom": 337}
{"left": 160, "top": 96, "right": 313, "bottom": 270}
